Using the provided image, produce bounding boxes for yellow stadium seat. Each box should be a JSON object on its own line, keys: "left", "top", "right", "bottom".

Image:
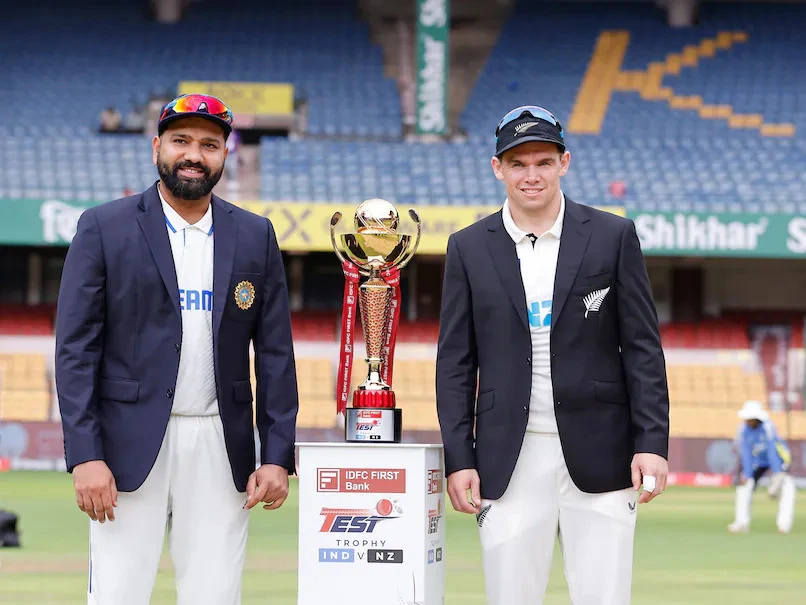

{"left": 0, "top": 390, "right": 51, "bottom": 422}
{"left": 297, "top": 398, "right": 338, "bottom": 429}
{"left": 665, "top": 363, "right": 768, "bottom": 413}
{"left": 670, "top": 407, "right": 741, "bottom": 438}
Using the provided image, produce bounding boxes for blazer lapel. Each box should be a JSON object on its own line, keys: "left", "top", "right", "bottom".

{"left": 551, "top": 198, "right": 592, "bottom": 330}
{"left": 211, "top": 196, "right": 237, "bottom": 338}
{"left": 486, "top": 211, "right": 529, "bottom": 332}
{"left": 137, "top": 183, "right": 180, "bottom": 318}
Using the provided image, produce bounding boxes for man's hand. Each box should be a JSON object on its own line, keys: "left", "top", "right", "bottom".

{"left": 447, "top": 468, "right": 481, "bottom": 514}
{"left": 631, "top": 453, "right": 668, "bottom": 504}
{"left": 73, "top": 460, "right": 118, "bottom": 523}
{"left": 245, "top": 464, "right": 289, "bottom": 511}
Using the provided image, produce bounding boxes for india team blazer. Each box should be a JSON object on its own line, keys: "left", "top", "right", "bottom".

{"left": 435, "top": 197, "right": 670, "bottom": 500}
{"left": 55, "top": 182, "right": 299, "bottom": 493}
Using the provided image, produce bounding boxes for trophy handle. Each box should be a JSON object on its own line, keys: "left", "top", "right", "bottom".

{"left": 394, "top": 208, "right": 422, "bottom": 271}
{"left": 331, "top": 211, "right": 372, "bottom": 277}
{"left": 330, "top": 212, "right": 349, "bottom": 266}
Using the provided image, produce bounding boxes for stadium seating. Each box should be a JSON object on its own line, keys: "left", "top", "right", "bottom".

{"left": 0, "top": 306, "right": 54, "bottom": 336}
{"left": 259, "top": 139, "right": 503, "bottom": 206}
{"left": 276, "top": 355, "right": 806, "bottom": 438}
{"left": 2, "top": 0, "right": 398, "bottom": 138}
{"left": 291, "top": 312, "right": 339, "bottom": 342}
{"left": 659, "top": 321, "right": 749, "bottom": 349}
{"left": 0, "top": 0, "right": 400, "bottom": 200}
{"left": 255, "top": 2, "right": 798, "bottom": 211}
{"left": 666, "top": 364, "right": 767, "bottom": 409}
{"left": 5, "top": 1, "right": 806, "bottom": 210}
{"left": 257, "top": 2, "right": 806, "bottom": 210}
{"left": 458, "top": 2, "right": 806, "bottom": 212}
{"left": 0, "top": 135, "right": 156, "bottom": 202}
{"left": 0, "top": 353, "right": 52, "bottom": 422}
{"left": 0, "top": 337, "right": 802, "bottom": 439}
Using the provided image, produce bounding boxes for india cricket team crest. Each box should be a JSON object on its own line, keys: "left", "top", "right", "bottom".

{"left": 234, "top": 280, "right": 255, "bottom": 310}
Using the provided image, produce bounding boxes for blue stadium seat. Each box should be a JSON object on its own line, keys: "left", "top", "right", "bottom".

{"left": 3, "top": 1, "right": 805, "bottom": 211}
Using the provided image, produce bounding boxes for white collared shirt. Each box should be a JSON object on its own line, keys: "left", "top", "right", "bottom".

{"left": 502, "top": 192, "right": 565, "bottom": 434}
{"left": 159, "top": 185, "right": 218, "bottom": 416}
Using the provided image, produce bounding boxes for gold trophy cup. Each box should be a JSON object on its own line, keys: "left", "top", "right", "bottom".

{"left": 331, "top": 199, "right": 421, "bottom": 442}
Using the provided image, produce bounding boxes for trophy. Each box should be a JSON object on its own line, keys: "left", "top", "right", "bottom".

{"left": 330, "top": 199, "right": 421, "bottom": 443}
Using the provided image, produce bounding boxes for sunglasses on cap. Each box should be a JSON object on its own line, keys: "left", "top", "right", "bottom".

{"left": 495, "top": 105, "right": 564, "bottom": 140}
{"left": 159, "top": 94, "right": 234, "bottom": 127}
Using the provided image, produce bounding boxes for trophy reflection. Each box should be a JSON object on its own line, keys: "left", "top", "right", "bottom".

{"left": 330, "top": 199, "right": 421, "bottom": 443}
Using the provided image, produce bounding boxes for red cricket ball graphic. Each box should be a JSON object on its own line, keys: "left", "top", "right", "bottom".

{"left": 376, "top": 499, "right": 393, "bottom": 516}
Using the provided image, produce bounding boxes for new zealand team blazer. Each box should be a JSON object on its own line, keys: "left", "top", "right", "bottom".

{"left": 55, "top": 183, "right": 299, "bottom": 493}
{"left": 436, "top": 197, "right": 670, "bottom": 500}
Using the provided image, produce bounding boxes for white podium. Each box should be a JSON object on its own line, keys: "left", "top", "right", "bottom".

{"left": 297, "top": 442, "right": 446, "bottom": 605}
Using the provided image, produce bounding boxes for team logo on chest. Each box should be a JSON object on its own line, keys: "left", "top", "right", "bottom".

{"left": 234, "top": 281, "right": 256, "bottom": 310}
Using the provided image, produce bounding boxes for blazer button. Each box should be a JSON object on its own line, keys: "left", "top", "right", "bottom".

{"left": 526, "top": 357, "right": 532, "bottom": 365}
{"left": 174, "top": 343, "right": 180, "bottom": 352}
{"left": 556, "top": 401, "right": 561, "bottom": 406}
{"left": 167, "top": 388, "right": 174, "bottom": 398}
{"left": 523, "top": 405, "right": 528, "bottom": 412}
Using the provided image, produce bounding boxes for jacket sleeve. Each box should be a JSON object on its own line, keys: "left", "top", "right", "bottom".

{"left": 254, "top": 218, "right": 299, "bottom": 473}
{"left": 55, "top": 209, "right": 106, "bottom": 471}
{"left": 615, "top": 219, "right": 670, "bottom": 459}
{"left": 435, "top": 234, "right": 478, "bottom": 475}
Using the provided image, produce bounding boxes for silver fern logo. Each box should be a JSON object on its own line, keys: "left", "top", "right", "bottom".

{"left": 476, "top": 504, "right": 492, "bottom": 528}
{"left": 514, "top": 121, "right": 538, "bottom": 135}
{"left": 583, "top": 287, "right": 610, "bottom": 318}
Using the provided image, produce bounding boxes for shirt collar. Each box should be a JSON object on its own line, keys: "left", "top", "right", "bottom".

{"left": 158, "top": 182, "right": 214, "bottom": 235}
{"left": 502, "top": 191, "right": 565, "bottom": 245}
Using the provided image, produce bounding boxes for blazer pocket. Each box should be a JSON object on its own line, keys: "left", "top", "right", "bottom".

{"left": 232, "top": 379, "right": 254, "bottom": 404}
{"left": 475, "top": 390, "right": 495, "bottom": 415}
{"left": 572, "top": 270, "right": 613, "bottom": 294}
{"left": 593, "top": 380, "right": 627, "bottom": 405}
{"left": 99, "top": 377, "right": 140, "bottom": 403}
{"left": 581, "top": 269, "right": 611, "bottom": 279}
{"left": 227, "top": 272, "right": 262, "bottom": 323}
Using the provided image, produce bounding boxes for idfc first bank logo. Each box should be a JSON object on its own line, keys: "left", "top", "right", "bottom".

{"left": 319, "top": 499, "right": 402, "bottom": 533}
{"left": 317, "top": 467, "right": 406, "bottom": 493}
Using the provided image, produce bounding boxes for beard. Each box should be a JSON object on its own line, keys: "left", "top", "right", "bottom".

{"left": 157, "top": 155, "right": 224, "bottom": 200}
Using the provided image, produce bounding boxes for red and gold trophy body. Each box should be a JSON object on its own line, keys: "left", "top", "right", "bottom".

{"left": 330, "top": 199, "right": 421, "bottom": 442}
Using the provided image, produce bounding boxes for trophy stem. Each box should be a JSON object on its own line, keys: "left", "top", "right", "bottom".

{"left": 358, "top": 269, "right": 392, "bottom": 392}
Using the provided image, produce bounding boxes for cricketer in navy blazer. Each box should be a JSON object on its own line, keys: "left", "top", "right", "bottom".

{"left": 55, "top": 182, "right": 299, "bottom": 493}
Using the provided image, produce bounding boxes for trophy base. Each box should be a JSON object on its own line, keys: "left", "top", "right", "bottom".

{"left": 353, "top": 388, "right": 396, "bottom": 408}
{"left": 344, "top": 407, "right": 402, "bottom": 443}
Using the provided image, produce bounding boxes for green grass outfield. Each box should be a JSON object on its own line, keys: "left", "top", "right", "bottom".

{"left": 1, "top": 471, "right": 804, "bottom": 604}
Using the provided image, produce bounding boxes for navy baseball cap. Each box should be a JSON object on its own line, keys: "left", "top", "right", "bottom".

{"left": 158, "top": 93, "right": 233, "bottom": 137}
{"left": 494, "top": 105, "right": 566, "bottom": 157}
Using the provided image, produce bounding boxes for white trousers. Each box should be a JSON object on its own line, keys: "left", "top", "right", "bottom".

{"left": 87, "top": 415, "right": 249, "bottom": 605}
{"left": 478, "top": 433, "right": 637, "bottom": 605}
{"left": 733, "top": 474, "right": 796, "bottom": 533}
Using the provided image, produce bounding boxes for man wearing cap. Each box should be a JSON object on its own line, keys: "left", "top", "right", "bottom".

{"left": 55, "top": 93, "right": 299, "bottom": 604}
{"left": 729, "top": 400, "right": 796, "bottom": 534}
{"left": 436, "top": 106, "right": 670, "bottom": 604}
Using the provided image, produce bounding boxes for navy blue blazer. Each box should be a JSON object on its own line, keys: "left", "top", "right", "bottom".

{"left": 55, "top": 182, "right": 299, "bottom": 493}
{"left": 436, "top": 198, "right": 670, "bottom": 500}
